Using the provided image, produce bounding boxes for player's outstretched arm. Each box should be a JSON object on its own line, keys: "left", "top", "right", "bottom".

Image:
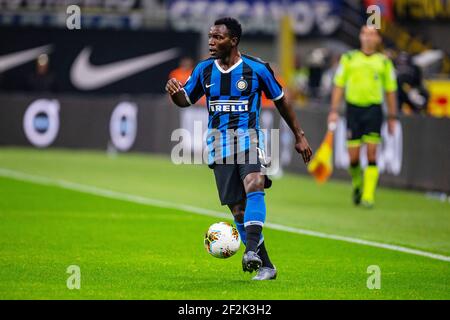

{"left": 165, "top": 78, "right": 190, "bottom": 108}
{"left": 274, "top": 96, "right": 313, "bottom": 164}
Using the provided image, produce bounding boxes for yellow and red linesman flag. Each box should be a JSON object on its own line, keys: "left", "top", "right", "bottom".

{"left": 307, "top": 123, "right": 336, "bottom": 184}
{"left": 426, "top": 80, "right": 450, "bottom": 118}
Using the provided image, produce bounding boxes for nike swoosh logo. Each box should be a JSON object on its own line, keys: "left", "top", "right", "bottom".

{"left": 0, "top": 44, "right": 53, "bottom": 73}
{"left": 70, "top": 47, "right": 179, "bottom": 90}
{"left": 206, "top": 83, "right": 215, "bottom": 88}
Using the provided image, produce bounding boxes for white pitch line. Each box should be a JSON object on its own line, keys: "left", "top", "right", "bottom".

{"left": 1, "top": 167, "right": 449, "bottom": 263}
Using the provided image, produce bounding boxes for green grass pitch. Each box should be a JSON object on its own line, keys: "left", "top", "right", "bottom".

{"left": 0, "top": 147, "right": 449, "bottom": 299}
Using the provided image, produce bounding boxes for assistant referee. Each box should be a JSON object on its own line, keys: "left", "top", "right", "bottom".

{"left": 328, "top": 25, "right": 398, "bottom": 208}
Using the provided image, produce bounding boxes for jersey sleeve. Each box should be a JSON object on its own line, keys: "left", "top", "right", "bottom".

{"left": 383, "top": 58, "right": 398, "bottom": 92}
{"left": 182, "top": 64, "right": 205, "bottom": 105}
{"left": 333, "top": 54, "right": 348, "bottom": 87}
{"left": 259, "top": 64, "right": 284, "bottom": 101}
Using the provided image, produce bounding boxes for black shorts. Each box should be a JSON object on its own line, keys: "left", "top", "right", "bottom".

{"left": 212, "top": 156, "right": 272, "bottom": 206}
{"left": 346, "top": 103, "right": 383, "bottom": 146}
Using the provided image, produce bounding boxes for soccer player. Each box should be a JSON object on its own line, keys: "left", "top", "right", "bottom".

{"left": 328, "top": 25, "right": 398, "bottom": 208}
{"left": 166, "top": 17, "right": 312, "bottom": 280}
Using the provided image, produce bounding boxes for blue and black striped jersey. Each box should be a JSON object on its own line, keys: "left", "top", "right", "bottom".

{"left": 182, "top": 54, "right": 284, "bottom": 165}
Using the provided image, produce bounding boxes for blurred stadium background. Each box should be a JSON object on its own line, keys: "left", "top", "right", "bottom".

{"left": 0, "top": 0, "right": 449, "bottom": 299}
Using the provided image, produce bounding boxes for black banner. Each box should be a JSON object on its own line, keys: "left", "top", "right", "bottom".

{"left": 0, "top": 27, "right": 199, "bottom": 94}
{"left": 0, "top": 300, "right": 441, "bottom": 317}
{"left": 0, "top": 93, "right": 449, "bottom": 193}
{"left": 285, "top": 109, "right": 450, "bottom": 194}
{"left": 0, "top": 93, "right": 179, "bottom": 154}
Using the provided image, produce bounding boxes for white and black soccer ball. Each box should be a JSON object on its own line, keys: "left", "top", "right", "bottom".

{"left": 204, "top": 222, "right": 240, "bottom": 259}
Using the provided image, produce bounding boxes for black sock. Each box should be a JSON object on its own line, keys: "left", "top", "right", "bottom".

{"left": 245, "top": 225, "right": 262, "bottom": 253}
{"left": 350, "top": 161, "right": 360, "bottom": 167}
{"left": 257, "top": 241, "right": 274, "bottom": 268}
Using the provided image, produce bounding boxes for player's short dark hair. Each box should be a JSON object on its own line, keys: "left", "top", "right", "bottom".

{"left": 214, "top": 17, "right": 242, "bottom": 45}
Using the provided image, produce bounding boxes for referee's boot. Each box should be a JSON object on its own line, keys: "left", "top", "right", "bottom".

{"left": 242, "top": 251, "right": 262, "bottom": 273}
{"left": 361, "top": 199, "right": 374, "bottom": 209}
{"left": 252, "top": 266, "right": 277, "bottom": 281}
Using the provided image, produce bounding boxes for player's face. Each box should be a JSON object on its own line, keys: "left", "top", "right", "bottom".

{"left": 208, "top": 25, "right": 236, "bottom": 59}
{"left": 360, "top": 26, "right": 381, "bottom": 50}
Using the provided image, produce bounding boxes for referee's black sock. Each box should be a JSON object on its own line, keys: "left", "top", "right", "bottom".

{"left": 257, "top": 241, "right": 274, "bottom": 269}
{"left": 245, "top": 225, "right": 262, "bottom": 253}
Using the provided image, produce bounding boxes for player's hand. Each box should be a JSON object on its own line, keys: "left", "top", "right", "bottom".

{"left": 327, "top": 110, "right": 339, "bottom": 125}
{"left": 165, "top": 78, "right": 183, "bottom": 96}
{"left": 388, "top": 118, "right": 396, "bottom": 135}
{"left": 295, "top": 133, "right": 313, "bottom": 165}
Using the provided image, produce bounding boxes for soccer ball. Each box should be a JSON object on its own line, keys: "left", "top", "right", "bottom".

{"left": 204, "top": 222, "right": 240, "bottom": 258}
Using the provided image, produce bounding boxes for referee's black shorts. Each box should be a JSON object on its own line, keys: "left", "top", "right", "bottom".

{"left": 346, "top": 102, "right": 383, "bottom": 147}
{"left": 211, "top": 151, "right": 272, "bottom": 206}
